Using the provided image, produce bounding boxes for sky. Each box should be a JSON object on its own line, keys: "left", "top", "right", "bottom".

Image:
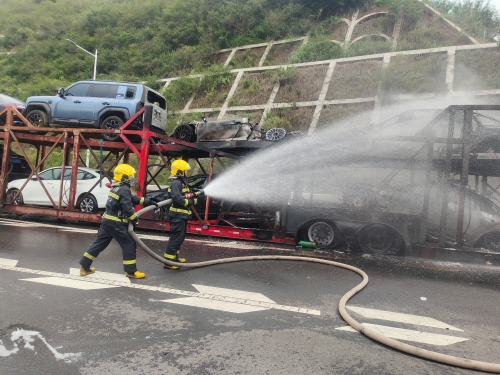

{"left": 490, "top": 0, "right": 500, "bottom": 12}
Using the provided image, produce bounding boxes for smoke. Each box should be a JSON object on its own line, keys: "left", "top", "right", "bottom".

{"left": 204, "top": 96, "right": 500, "bottom": 244}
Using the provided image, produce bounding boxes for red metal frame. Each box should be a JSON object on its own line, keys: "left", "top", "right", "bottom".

{"left": 0, "top": 106, "right": 294, "bottom": 246}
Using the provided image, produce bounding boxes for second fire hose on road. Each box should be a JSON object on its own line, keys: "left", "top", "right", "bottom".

{"left": 129, "top": 196, "right": 500, "bottom": 374}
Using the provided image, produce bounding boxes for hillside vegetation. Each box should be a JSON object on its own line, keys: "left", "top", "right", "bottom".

{"left": 0, "top": 0, "right": 498, "bottom": 102}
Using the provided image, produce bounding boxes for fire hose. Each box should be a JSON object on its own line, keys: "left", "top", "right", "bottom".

{"left": 129, "top": 197, "right": 500, "bottom": 373}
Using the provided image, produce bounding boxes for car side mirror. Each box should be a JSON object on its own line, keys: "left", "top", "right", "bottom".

{"left": 57, "top": 88, "right": 65, "bottom": 97}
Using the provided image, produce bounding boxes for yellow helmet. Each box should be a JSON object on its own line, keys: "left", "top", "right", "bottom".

{"left": 114, "top": 164, "right": 136, "bottom": 183}
{"left": 171, "top": 159, "right": 191, "bottom": 176}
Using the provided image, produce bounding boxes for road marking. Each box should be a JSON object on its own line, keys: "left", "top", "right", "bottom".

{"left": 0, "top": 258, "right": 18, "bottom": 267}
{"left": 336, "top": 324, "right": 469, "bottom": 346}
{"left": 0, "top": 328, "right": 82, "bottom": 362}
{"left": 21, "top": 277, "right": 120, "bottom": 290}
{"left": 192, "top": 284, "right": 276, "bottom": 303}
{"left": 347, "top": 306, "right": 463, "bottom": 331}
{"left": 0, "top": 260, "right": 320, "bottom": 316}
{"left": 161, "top": 284, "right": 279, "bottom": 313}
{"left": 69, "top": 268, "right": 131, "bottom": 283}
{"left": 162, "top": 297, "right": 271, "bottom": 313}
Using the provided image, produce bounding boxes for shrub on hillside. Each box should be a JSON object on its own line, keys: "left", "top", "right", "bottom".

{"left": 289, "top": 36, "right": 343, "bottom": 64}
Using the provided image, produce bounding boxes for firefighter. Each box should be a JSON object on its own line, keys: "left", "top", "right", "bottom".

{"left": 79, "top": 163, "right": 158, "bottom": 279}
{"left": 163, "top": 159, "right": 200, "bottom": 270}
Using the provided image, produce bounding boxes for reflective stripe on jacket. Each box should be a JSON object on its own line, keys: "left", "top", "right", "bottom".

{"left": 168, "top": 177, "right": 196, "bottom": 219}
{"left": 102, "top": 182, "right": 144, "bottom": 225}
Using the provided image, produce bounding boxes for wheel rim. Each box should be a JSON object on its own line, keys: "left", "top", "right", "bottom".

{"left": 103, "top": 118, "right": 121, "bottom": 130}
{"left": 9, "top": 190, "right": 21, "bottom": 205}
{"left": 483, "top": 233, "right": 500, "bottom": 251}
{"left": 28, "top": 113, "right": 42, "bottom": 128}
{"left": 265, "top": 128, "right": 286, "bottom": 141}
{"left": 363, "top": 227, "right": 395, "bottom": 254}
{"left": 80, "top": 197, "right": 95, "bottom": 212}
{"left": 102, "top": 118, "right": 122, "bottom": 140}
{"left": 173, "top": 125, "right": 194, "bottom": 142}
{"left": 308, "top": 222, "right": 334, "bottom": 246}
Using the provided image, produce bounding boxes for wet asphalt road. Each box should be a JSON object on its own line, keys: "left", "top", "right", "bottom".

{"left": 0, "top": 217, "right": 500, "bottom": 375}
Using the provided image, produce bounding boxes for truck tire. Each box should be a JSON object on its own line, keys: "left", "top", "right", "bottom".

{"left": 355, "top": 223, "right": 404, "bottom": 255}
{"left": 302, "top": 220, "right": 342, "bottom": 248}
{"left": 101, "top": 116, "right": 124, "bottom": 141}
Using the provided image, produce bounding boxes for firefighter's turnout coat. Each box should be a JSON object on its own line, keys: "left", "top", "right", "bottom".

{"left": 164, "top": 175, "right": 197, "bottom": 260}
{"left": 103, "top": 181, "right": 146, "bottom": 225}
{"left": 80, "top": 181, "right": 149, "bottom": 273}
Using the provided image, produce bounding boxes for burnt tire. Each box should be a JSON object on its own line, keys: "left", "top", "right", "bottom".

{"left": 101, "top": 116, "right": 124, "bottom": 141}
{"left": 78, "top": 194, "right": 98, "bottom": 213}
{"left": 7, "top": 188, "right": 23, "bottom": 205}
{"left": 476, "top": 231, "right": 500, "bottom": 252}
{"left": 303, "top": 221, "right": 342, "bottom": 248}
{"left": 355, "top": 224, "right": 404, "bottom": 255}
{"left": 172, "top": 124, "right": 196, "bottom": 142}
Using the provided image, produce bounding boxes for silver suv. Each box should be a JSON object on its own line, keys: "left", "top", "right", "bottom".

{"left": 24, "top": 80, "right": 167, "bottom": 141}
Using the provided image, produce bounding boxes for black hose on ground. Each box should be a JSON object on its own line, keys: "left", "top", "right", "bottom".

{"left": 129, "top": 199, "right": 500, "bottom": 373}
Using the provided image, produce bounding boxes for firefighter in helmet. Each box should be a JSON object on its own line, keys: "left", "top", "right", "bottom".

{"left": 163, "top": 159, "right": 200, "bottom": 269}
{"left": 79, "top": 163, "right": 158, "bottom": 279}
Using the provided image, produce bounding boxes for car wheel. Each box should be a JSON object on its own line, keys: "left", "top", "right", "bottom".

{"left": 305, "top": 221, "right": 341, "bottom": 248}
{"left": 78, "top": 194, "right": 98, "bottom": 213}
{"left": 26, "top": 109, "right": 48, "bottom": 129}
{"left": 172, "top": 124, "right": 196, "bottom": 142}
{"left": 355, "top": 224, "right": 404, "bottom": 255}
{"left": 7, "top": 188, "right": 23, "bottom": 205}
{"left": 101, "top": 116, "right": 124, "bottom": 141}
{"left": 476, "top": 231, "right": 500, "bottom": 252}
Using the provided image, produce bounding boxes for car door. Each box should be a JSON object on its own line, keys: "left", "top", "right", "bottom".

{"left": 60, "top": 168, "right": 107, "bottom": 208}
{"left": 52, "top": 83, "right": 92, "bottom": 126}
{"left": 95, "top": 84, "right": 130, "bottom": 119}
{"left": 61, "top": 167, "right": 94, "bottom": 207}
{"left": 23, "top": 168, "right": 61, "bottom": 205}
{"left": 81, "top": 84, "right": 112, "bottom": 127}
{"left": 82, "top": 170, "right": 109, "bottom": 207}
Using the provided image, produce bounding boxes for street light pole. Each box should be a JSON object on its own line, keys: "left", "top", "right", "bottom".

{"left": 65, "top": 38, "right": 97, "bottom": 80}
{"left": 66, "top": 38, "right": 98, "bottom": 166}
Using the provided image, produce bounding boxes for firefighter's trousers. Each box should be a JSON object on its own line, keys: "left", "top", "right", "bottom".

{"left": 165, "top": 217, "right": 188, "bottom": 259}
{"left": 80, "top": 222, "right": 138, "bottom": 273}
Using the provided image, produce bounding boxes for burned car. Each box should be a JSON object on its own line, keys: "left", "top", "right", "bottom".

{"left": 171, "top": 118, "right": 301, "bottom": 143}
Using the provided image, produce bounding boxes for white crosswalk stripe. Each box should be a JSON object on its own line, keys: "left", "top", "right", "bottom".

{"left": 337, "top": 305, "right": 468, "bottom": 346}
{"left": 336, "top": 324, "right": 469, "bottom": 346}
{"left": 347, "top": 306, "right": 463, "bottom": 331}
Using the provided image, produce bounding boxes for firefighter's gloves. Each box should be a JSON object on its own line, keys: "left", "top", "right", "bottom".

{"left": 144, "top": 198, "right": 159, "bottom": 208}
{"left": 185, "top": 190, "right": 204, "bottom": 199}
{"left": 131, "top": 218, "right": 139, "bottom": 228}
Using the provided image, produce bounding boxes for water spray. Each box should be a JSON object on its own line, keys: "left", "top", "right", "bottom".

{"left": 130, "top": 199, "right": 500, "bottom": 373}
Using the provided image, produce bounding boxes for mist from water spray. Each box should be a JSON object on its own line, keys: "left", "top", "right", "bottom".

{"left": 203, "top": 94, "right": 500, "bottom": 243}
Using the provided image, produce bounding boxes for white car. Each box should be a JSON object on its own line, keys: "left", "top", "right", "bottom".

{"left": 6, "top": 167, "right": 110, "bottom": 212}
